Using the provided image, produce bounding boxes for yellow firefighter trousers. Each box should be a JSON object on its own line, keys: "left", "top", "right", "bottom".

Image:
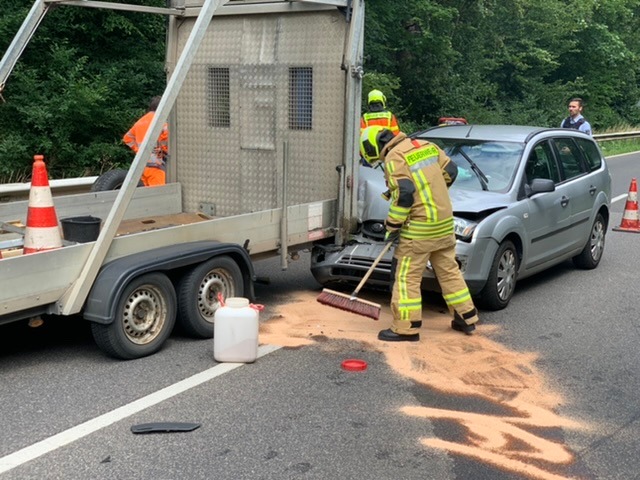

{"left": 390, "top": 234, "right": 478, "bottom": 335}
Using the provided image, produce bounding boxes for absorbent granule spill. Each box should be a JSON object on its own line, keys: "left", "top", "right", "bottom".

{"left": 259, "top": 291, "right": 588, "bottom": 480}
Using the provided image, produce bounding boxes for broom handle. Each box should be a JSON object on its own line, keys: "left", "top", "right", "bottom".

{"left": 351, "top": 241, "right": 394, "bottom": 297}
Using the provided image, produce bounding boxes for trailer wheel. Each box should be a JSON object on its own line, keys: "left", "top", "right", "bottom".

{"left": 91, "top": 272, "right": 177, "bottom": 359}
{"left": 91, "top": 169, "right": 143, "bottom": 191}
{"left": 177, "top": 256, "right": 244, "bottom": 338}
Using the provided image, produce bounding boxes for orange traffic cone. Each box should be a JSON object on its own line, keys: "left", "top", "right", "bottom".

{"left": 23, "top": 155, "right": 63, "bottom": 254}
{"left": 613, "top": 178, "right": 640, "bottom": 233}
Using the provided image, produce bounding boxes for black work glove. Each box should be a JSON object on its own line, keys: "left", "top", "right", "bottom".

{"left": 384, "top": 229, "right": 400, "bottom": 244}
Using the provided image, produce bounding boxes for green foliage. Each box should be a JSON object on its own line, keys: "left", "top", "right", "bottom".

{"left": 1, "top": 0, "right": 640, "bottom": 183}
{"left": 0, "top": 0, "right": 166, "bottom": 181}
{"left": 364, "top": 0, "right": 640, "bottom": 132}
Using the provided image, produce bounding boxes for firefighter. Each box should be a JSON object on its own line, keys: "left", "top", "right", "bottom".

{"left": 360, "top": 89, "right": 400, "bottom": 136}
{"left": 123, "top": 95, "right": 169, "bottom": 186}
{"left": 360, "top": 126, "right": 479, "bottom": 341}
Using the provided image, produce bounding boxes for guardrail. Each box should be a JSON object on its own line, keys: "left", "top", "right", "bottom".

{"left": 594, "top": 131, "right": 640, "bottom": 142}
{"left": 0, "top": 176, "right": 97, "bottom": 202}
{"left": 1, "top": 131, "right": 638, "bottom": 202}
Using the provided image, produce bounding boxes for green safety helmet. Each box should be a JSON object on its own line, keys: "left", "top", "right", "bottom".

{"left": 367, "top": 89, "right": 386, "bottom": 108}
{"left": 360, "top": 126, "right": 393, "bottom": 167}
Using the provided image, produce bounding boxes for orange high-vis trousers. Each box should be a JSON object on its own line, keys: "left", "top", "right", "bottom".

{"left": 141, "top": 166, "right": 166, "bottom": 186}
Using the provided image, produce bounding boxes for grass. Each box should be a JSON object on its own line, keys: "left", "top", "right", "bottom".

{"left": 598, "top": 138, "right": 640, "bottom": 157}
{"left": 595, "top": 123, "right": 640, "bottom": 157}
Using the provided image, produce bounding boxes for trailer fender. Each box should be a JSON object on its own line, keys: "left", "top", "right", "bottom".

{"left": 83, "top": 241, "right": 255, "bottom": 324}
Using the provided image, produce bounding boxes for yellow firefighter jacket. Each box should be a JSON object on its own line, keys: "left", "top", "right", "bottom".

{"left": 382, "top": 133, "right": 458, "bottom": 240}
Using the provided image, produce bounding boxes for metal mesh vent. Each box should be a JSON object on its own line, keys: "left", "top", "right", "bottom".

{"left": 288, "top": 67, "right": 312, "bottom": 130}
{"left": 207, "top": 67, "right": 230, "bottom": 128}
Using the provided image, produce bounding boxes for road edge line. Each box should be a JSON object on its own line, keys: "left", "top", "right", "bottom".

{"left": 0, "top": 344, "right": 282, "bottom": 474}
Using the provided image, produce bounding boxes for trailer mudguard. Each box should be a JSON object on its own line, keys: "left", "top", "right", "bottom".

{"left": 83, "top": 241, "right": 255, "bottom": 324}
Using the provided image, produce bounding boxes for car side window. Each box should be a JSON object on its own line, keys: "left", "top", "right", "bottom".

{"left": 525, "top": 142, "right": 559, "bottom": 184}
{"left": 574, "top": 137, "right": 603, "bottom": 172}
{"left": 552, "top": 138, "right": 587, "bottom": 180}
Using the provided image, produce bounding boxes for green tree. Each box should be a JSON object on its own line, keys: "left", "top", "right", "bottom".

{"left": 364, "top": 0, "right": 640, "bottom": 131}
{"left": 0, "top": 0, "right": 166, "bottom": 181}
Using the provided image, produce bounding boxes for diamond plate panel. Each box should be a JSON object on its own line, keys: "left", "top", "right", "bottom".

{"left": 176, "top": 11, "right": 348, "bottom": 216}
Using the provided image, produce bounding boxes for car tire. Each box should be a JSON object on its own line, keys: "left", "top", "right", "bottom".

{"left": 91, "top": 273, "right": 177, "bottom": 359}
{"left": 91, "top": 169, "right": 143, "bottom": 191}
{"left": 177, "top": 256, "right": 244, "bottom": 338}
{"left": 572, "top": 213, "right": 606, "bottom": 269}
{"left": 478, "top": 240, "right": 518, "bottom": 311}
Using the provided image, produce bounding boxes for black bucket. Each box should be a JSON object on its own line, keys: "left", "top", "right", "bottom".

{"left": 61, "top": 216, "right": 101, "bottom": 243}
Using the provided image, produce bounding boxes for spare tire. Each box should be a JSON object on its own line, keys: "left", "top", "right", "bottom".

{"left": 91, "top": 169, "right": 143, "bottom": 191}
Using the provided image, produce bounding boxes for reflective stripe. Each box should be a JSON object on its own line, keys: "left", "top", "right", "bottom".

{"left": 443, "top": 288, "right": 472, "bottom": 306}
{"left": 398, "top": 301, "right": 422, "bottom": 319}
{"left": 385, "top": 161, "right": 396, "bottom": 175}
{"left": 398, "top": 256, "right": 411, "bottom": 320}
{"left": 123, "top": 136, "right": 137, "bottom": 149}
{"left": 388, "top": 204, "right": 410, "bottom": 218}
{"left": 399, "top": 298, "right": 422, "bottom": 310}
{"left": 403, "top": 217, "right": 454, "bottom": 239}
{"left": 405, "top": 147, "right": 439, "bottom": 222}
{"left": 363, "top": 111, "right": 392, "bottom": 124}
{"left": 413, "top": 170, "right": 437, "bottom": 221}
{"left": 409, "top": 156, "right": 438, "bottom": 173}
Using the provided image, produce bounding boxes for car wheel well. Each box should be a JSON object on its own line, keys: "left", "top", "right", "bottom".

{"left": 499, "top": 232, "right": 523, "bottom": 267}
{"left": 597, "top": 205, "right": 609, "bottom": 229}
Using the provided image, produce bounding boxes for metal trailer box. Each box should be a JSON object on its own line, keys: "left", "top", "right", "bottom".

{"left": 0, "top": 0, "right": 364, "bottom": 346}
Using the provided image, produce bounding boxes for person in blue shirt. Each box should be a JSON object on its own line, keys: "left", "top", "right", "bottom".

{"left": 560, "top": 98, "right": 592, "bottom": 136}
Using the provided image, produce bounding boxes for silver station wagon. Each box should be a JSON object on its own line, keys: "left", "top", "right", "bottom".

{"left": 311, "top": 125, "right": 612, "bottom": 310}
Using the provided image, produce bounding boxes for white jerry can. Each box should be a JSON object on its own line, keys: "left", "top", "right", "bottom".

{"left": 213, "top": 297, "right": 260, "bottom": 363}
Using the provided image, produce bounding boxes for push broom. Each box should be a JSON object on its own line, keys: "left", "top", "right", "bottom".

{"left": 316, "top": 241, "right": 393, "bottom": 320}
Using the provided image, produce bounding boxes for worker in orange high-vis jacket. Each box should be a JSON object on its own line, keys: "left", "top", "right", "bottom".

{"left": 360, "top": 126, "right": 479, "bottom": 342}
{"left": 360, "top": 89, "right": 400, "bottom": 136}
{"left": 123, "top": 95, "right": 169, "bottom": 186}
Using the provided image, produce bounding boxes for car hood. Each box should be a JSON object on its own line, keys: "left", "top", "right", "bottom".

{"left": 357, "top": 165, "right": 512, "bottom": 221}
{"left": 449, "top": 188, "right": 511, "bottom": 214}
{"left": 358, "top": 166, "right": 389, "bottom": 222}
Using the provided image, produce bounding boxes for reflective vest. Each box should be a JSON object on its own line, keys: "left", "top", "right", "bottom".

{"left": 123, "top": 111, "right": 169, "bottom": 168}
{"left": 360, "top": 110, "right": 400, "bottom": 135}
{"left": 383, "top": 134, "right": 456, "bottom": 240}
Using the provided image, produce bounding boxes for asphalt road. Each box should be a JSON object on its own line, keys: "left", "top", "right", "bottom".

{"left": 1, "top": 151, "right": 639, "bottom": 480}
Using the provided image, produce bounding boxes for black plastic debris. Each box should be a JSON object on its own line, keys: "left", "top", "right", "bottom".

{"left": 131, "top": 422, "right": 201, "bottom": 434}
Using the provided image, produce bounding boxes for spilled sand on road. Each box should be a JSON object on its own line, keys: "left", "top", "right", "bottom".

{"left": 259, "top": 291, "right": 587, "bottom": 480}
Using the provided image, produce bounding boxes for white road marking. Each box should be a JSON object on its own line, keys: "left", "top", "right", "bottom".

{"left": 612, "top": 193, "right": 629, "bottom": 204}
{"left": 0, "top": 344, "right": 281, "bottom": 474}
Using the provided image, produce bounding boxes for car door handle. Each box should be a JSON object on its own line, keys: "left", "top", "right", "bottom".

{"left": 589, "top": 185, "right": 597, "bottom": 195}
{"left": 561, "top": 195, "right": 570, "bottom": 207}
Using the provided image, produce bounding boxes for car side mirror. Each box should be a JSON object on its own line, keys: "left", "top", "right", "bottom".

{"left": 526, "top": 178, "right": 555, "bottom": 197}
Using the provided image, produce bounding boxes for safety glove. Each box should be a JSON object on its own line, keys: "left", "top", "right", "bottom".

{"left": 384, "top": 228, "right": 400, "bottom": 244}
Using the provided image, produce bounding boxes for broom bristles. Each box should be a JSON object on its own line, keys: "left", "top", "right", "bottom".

{"left": 317, "top": 288, "right": 381, "bottom": 320}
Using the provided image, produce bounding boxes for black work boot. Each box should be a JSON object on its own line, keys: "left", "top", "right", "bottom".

{"left": 378, "top": 328, "right": 420, "bottom": 342}
{"left": 451, "top": 309, "right": 478, "bottom": 335}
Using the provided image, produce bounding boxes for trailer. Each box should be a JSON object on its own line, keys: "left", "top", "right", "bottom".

{"left": 0, "top": 0, "right": 364, "bottom": 359}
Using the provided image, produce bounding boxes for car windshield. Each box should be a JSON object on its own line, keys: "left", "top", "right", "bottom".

{"left": 425, "top": 138, "right": 524, "bottom": 192}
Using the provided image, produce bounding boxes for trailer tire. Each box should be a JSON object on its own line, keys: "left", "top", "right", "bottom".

{"left": 177, "top": 256, "right": 244, "bottom": 338}
{"left": 91, "top": 272, "right": 177, "bottom": 359}
{"left": 91, "top": 169, "right": 143, "bottom": 191}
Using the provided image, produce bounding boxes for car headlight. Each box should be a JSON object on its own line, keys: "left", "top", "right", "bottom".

{"left": 453, "top": 217, "right": 478, "bottom": 242}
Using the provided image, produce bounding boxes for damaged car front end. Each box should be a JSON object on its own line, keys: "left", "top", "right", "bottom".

{"left": 311, "top": 124, "right": 611, "bottom": 310}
